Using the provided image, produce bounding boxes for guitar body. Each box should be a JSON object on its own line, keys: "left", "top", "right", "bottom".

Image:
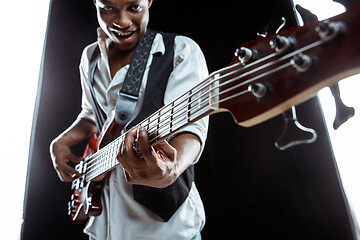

{"left": 68, "top": 112, "right": 124, "bottom": 222}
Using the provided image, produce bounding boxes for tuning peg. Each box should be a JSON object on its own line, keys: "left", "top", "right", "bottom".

{"left": 329, "top": 83, "right": 355, "bottom": 129}
{"left": 275, "top": 107, "right": 317, "bottom": 150}
{"left": 269, "top": 35, "right": 296, "bottom": 55}
{"left": 315, "top": 20, "right": 346, "bottom": 42}
{"left": 234, "top": 47, "right": 258, "bottom": 65}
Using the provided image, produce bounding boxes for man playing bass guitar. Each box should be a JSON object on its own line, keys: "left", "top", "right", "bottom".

{"left": 50, "top": 0, "right": 208, "bottom": 239}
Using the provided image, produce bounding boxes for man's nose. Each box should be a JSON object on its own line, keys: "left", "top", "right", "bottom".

{"left": 113, "top": 13, "right": 132, "bottom": 29}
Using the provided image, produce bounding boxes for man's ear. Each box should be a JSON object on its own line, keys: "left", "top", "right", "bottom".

{"left": 148, "top": 0, "right": 153, "bottom": 8}
{"left": 93, "top": 0, "right": 97, "bottom": 6}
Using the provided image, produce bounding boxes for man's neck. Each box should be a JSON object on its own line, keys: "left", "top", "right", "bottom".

{"left": 108, "top": 44, "right": 136, "bottom": 78}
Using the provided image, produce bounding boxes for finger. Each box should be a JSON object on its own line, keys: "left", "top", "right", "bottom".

{"left": 120, "top": 127, "right": 144, "bottom": 167}
{"left": 68, "top": 152, "right": 83, "bottom": 164}
{"left": 123, "top": 169, "right": 132, "bottom": 182}
{"left": 117, "top": 146, "right": 136, "bottom": 176}
{"left": 123, "top": 168, "right": 140, "bottom": 185}
{"left": 58, "top": 161, "right": 82, "bottom": 178}
{"left": 122, "top": 127, "right": 139, "bottom": 156}
{"left": 137, "top": 127, "right": 157, "bottom": 164}
{"left": 58, "top": 171, "right": 73, "bottom": 182}
{"left": 117, "top": 137, "right": 145, "bottom": 180}
{"left": 57, "top": 167, "right": 78, "bottom": 182}
{"left": 118, "top": 150, "right": 142, "bottom": 184}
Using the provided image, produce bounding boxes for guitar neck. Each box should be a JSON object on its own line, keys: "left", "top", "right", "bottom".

{"left": 78, "top": 2, "right": 360, "bottom": 183}
{"left": 81, "top": 75, "right": 218, "bottom": 182}
{"left": 141, "top": 79, "right": 216, "bottom": 145}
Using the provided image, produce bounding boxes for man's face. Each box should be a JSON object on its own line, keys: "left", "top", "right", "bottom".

{"left": 94, "top": 0, "right": 153, "bottom": 52}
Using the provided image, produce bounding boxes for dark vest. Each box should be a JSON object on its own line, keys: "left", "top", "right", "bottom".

{"left": 128, "top": 32, "right": 194, "bottom": 222}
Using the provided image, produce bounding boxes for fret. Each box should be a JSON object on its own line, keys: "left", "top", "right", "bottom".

{"left": 110, "top": 137, "right": 120, "bottom": 168}
{"left": 147, "top": 112, "right": 158, "bottom": 142}
{"left": 139, "top": 118, "right": 149, "bottom": 131}
{"left": 146, "top": 118, "right": 150, "bottom": 131}
{"left": 157, "top": 104, "right": 172, "bottom": 138}
{"left": 170, "top": 101, "right": 174, "bottom": 134}
{"left": 157, "top": 110, "right": 161, "bottom": 137}
{"left": 111, "top": 139, "right": 118, "bottom": 167}
{"left": 105, "top": 148, "right": 109, "bottom": 171}
{"left": 173, "top": 92, "right": 189, "bottom": 125}
{"left": 101, "top": 154, "right": 105, "bottom": 174}
{"left": 190, "top": 90, "right": 192, "bottom": 123}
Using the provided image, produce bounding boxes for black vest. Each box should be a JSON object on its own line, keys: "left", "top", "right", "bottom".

{"left": 128, "top": 32, "right": 194, "bottom": 222}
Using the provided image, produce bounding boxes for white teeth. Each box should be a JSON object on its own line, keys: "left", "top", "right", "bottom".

{"left": 116, "top": 31, "right": 132, "bottom": 37}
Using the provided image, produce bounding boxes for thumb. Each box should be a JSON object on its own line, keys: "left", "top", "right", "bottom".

{"left": 155, "top": 140, "right": 176, "bottom": 162}
{"left": 68, "top": 152, "right": 83, "bottom": 164}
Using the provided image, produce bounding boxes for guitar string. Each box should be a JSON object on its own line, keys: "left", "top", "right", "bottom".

{"left": 83, "top": 60, "right": 293, "bottom": 181}
{"left": 83, "top": 72, "right": 235, "bottom": 177}
{"left": 81, "top": 39, "right": 324, "bottom": 181}
{"left": 147, "top": 61, "right": 293, "bottom": 144}
{"left": 82, "top": 64, "right": 245, "bottom": 172}
{"left": 141, "top": 38, "right": 324, "bottom": 137}
{"left": 82, "top": 38, "right": 309, "bottom": 170}
{"left": 83, "top": 61, "right": 309, "bottom": 180}
{"left": 82, "top": 39, "right": 324, "bottom": 180}
{"left": 83, "top": 85, "right": 217, "bottom": 180}
{"left": 120, "top": 38, "right": 323, "bottom": 139}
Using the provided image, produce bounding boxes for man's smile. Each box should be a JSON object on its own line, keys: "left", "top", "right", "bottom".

{"left": 112, "top": 30, "right": 135, "bottom": 38}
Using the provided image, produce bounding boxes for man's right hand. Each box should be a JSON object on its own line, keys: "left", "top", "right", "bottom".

{"left": 49, "top": 118, "right": 98, "bottom": 182}
{"left": 50, "top": 139, "right": 83, "bottom": 182}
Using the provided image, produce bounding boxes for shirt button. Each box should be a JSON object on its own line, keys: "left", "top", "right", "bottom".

{"left": 114, "top": 180, "right": 118, "bottom": 186}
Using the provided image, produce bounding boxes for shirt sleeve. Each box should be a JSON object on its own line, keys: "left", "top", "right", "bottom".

{"left": 164, "top": 36, "right": 209, "bottom": 164}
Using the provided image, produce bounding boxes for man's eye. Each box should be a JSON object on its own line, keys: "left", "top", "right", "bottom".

{"left": 132, "top": 5, "right": 143, "bottom": 12}
{"left": 102, "top": 6, "right": 114, "bottom": 11}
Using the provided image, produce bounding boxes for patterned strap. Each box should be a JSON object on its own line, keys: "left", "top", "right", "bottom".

{"left": 115, "top": 30, "right": 157, "bottom": 125}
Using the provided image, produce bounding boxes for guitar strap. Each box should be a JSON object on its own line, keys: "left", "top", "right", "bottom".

{"left": 87, "top": 29, "right": 156, "bottom": 131}
{"left": 114, "top": 30, "right": 157, "bottom": 126}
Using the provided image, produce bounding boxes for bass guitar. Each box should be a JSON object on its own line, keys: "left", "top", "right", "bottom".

{"left": 68, "top": 2, "right": 360, "bottom": 222}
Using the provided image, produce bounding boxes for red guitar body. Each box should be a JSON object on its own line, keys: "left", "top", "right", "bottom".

{"left": 68, "top": 112, "right": 124, "bottom": 222}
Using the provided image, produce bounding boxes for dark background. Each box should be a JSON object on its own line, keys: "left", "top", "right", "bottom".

{"left": 22, "top": 0, "right": 357, "bottom": 239}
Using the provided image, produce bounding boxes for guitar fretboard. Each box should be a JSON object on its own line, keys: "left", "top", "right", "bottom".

{"left": 80, "top": 74, "right": 220, "bottom": 182}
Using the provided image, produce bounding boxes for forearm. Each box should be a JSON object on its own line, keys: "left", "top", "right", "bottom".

{"left": 168, "top": 133, "right": 201, "bottom": 176}
{"left": 52, "top": 118, "right": 98, "bottom": 147}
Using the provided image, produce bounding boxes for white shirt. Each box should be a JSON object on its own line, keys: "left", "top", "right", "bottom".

{"left": 77, "top": 30, "right": 209, "bottom": 240}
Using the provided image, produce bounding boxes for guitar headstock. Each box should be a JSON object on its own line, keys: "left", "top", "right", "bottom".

{"left": 210, "top": 2, "right": 360, "bottom": 127}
